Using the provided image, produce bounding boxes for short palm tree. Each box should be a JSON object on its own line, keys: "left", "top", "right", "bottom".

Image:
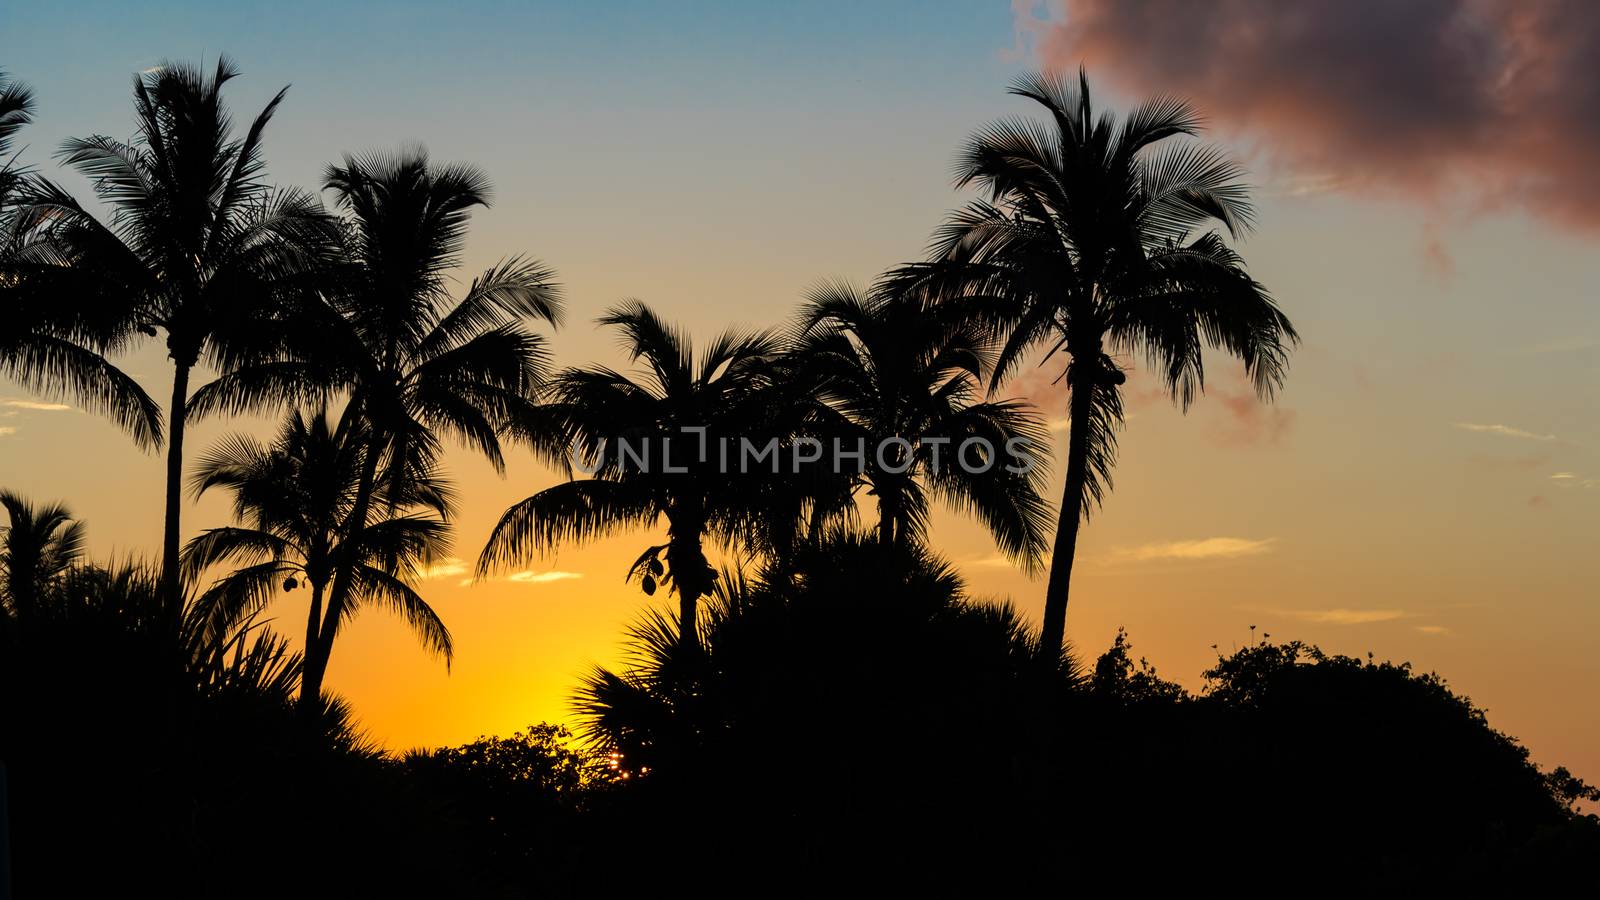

{"left": 479, "top": 302, "right": 804, "bottom": 650}
{"left": 0, "top": 71, "right": 164, "bottom": 450}
{"left": 5, "top": 58, "right": 333, "bottom": 602}
{"left": 793, "top": 280, "right": 1051, "bottom": 567}
{"left": 0, "top": 490, "right": 86, "bottom": 620}
{"left": 892, "top": 71, "right": 1297, "bottom": 661}
{"left": 182, "top": 408, "right": 454, "bottom": 711}
{"left": 191, "top": 149, "right": 563, "bottom": 627}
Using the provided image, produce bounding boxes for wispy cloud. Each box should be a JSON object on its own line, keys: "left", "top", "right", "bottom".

{"left": 417, "top": 557, "right": 470, "bottom": 580}
{"left": 1516, "top": 336, "right": 1597, "bottom": 356}
{"left": 1416, "top": 625, "right": 1451, "bottom": 636}
{"left": 1116, "top": 537, "right": 1276, "bottom": 563}
{"left": 508, "top": 570, "right": 584, "bottom": 585}
{"left": 1455, "top": 423, "right": 1557, "bottom": 442}
{"left": 0, "top": 427, "right": 15, "bottom": 437}
{"left": 1551, "top": 472, "right": 1600, "bottom": 489}
{"left": 1277, "top": 608, "right": 1408, "bottom": 625}
{"left": 1, "top": 399, "right": 71, "bottom": 411}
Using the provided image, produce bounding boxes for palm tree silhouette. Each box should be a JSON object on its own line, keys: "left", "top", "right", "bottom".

{"left": 191, "top": 149, "right": 563, "bottom": 675}
{"left": 479, "top": 302, "right": 803, "bottom": 650}
{"left": 0, "top": 490, "right": 86, "bottom": 622}
{"left": 0, "top": 70, "right": 36, "bottom": 208}
{"left": 182, "top": 408, "right": 453, "bottom": 711}
{"left": 0, "top": 72, "right": 164, "bottom": 449}
{"left": 893, "top": 71, "right": 1297, "bottom": 661}
{"left": 792, "top": 280, "right": 1051, "bottom": 568}
{"left": 4, "top": 58, "right": 333, "bottom": 602}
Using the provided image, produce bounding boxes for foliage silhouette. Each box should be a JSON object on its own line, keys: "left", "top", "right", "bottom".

{"left": 0, "top": 489, "right": 86, "bottom": 622}
{"left": 790, "top": 280, "right": 1053, "bottom": 569}
{"left": 183, "top": 407, "right": 454, "bottom": 711}
{"left": 0, "top": 70, "right": 33, "bottom": 209}
{"left": 891, "top": 69, "right": 1298, "bottom": 659}
{"left": 192, "top": 148, "right": 561, "bottom": 704}
{"left": 0, "top": 71, "right": 164, "bottom": 452}
{"left": 4, "top": 57, "right": 335, "bottom": 601}
{"left": 479, "top": 302, "right": 821, "bottom": 651}
{"left": 574, "top": 532, "right": 1070, "bottom": 891}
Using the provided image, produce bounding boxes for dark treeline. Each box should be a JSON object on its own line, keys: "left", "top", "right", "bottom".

{"left": 1, "top": 60, "right": 1596, "bottom": 895}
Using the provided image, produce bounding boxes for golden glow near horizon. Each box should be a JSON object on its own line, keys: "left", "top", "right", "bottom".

{"left": 1, "top": 3, "right": 1596, "bottom": 788}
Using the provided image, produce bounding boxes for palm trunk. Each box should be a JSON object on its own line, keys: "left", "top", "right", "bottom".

{"left": 666, "top": 527, "right": 711, "bottom": 652}
{"left": 160, "top": 362, "right": 191, "bottom": 603}
{"left": 299, "top": 580, "right": 327, "bottom": 714}
{"left": 318, "top": 431, "right": 380, "bottom": 634}
{"left": 306, "top": 431, "right": 381, "bottom": 715}
{"left": 1039, "top": 375, "right": 1094, "bottom": 664}
{"left": 877, "top": 502, "right": 895, "bottom": 547}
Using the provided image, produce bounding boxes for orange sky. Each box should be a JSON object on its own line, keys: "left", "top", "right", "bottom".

{"left": 1, "top": 2, "right": 1596, "bottom": 785}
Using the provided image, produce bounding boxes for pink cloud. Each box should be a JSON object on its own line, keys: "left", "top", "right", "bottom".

{"left": 1018, "top": 0, "right": 1600, "bottom": 231}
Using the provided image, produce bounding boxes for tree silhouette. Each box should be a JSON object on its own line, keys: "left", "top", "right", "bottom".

{"left": 0, "top": 490, "right": 86, "bottom": 624}
{"left": 574, "top": 531, "right": 1065, "bottom": 892}
{"left": 479, "top": 302, "right": 808, "bottom": 651}
{"left": 792, "top": 279, "right": 1051, "bottom": 567}
{"left": 182, "top": 408, "right": 454, "bottom": 711}
{"left": 892, "top": 70, "right": 1297, "bottom": 660}
{"left": 192, "top": 149, "right": 562, "bottom": 687}
{"left": 4, "top": 58, "right": 333, "bottom": 602}
{"left": 0, "top": 71, "right": 164, "bottom": 449}
{"left": 0, "top": 70, "right": 36, "bottom": 209}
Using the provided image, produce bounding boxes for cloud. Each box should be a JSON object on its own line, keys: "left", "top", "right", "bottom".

{"left": 1416, "top": 625, "right": 1452, "bottom": 636}
{"left": 1117, "top": 536, "right": 1275, "bottom": 562}
{"left": 1517, "top": 336, "right": 1598, "bottom": 356}
{"left": 1018, "top": 1, "right": 1600, "bottom": 231}
{"left": 417, "top": 557, "right": 470, "bottom": 580}
{"left": 1455, "top": 423, "right": 1557, "bottom": 442}
{"left": 0, "top": 427, "right": 15, "bottom": 437}
{"left": 1206, "top": 385, "right": 1296, "bottom": 447}
{"left": 1279, "top": 608, "right": 1408, "bottom": 625}
{"left": 1, "top": 399, "right": 72, "bottom": 411}
{"left": 507, "top": 570, "right": 584, "bottom": 585}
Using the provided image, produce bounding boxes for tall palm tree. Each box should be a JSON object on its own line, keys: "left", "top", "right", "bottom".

{"left": 182, "top": 408, "right": 454, "bottom": 711}
{"left": 190, "top": 149, "right": 563, "bottom": 634}
{"left": 479, "top": 302, "right": 806, "bottom": 650}
{"left": 5, "top": 58, "right": 333, "bottom": 602}
{"left": 0, "top": 490, "right": 86, "bottom": 621}
{"left": 0, "top": 71, "right": 164, "bottom": 450}
{"left": 892, "top": 71, "right": 1297, "bottom": 662}
{"left": 793, "top": 280, "right": 1052, "bottom": 567}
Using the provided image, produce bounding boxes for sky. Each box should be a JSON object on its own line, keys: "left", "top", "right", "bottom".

{"left": 2, "top": 1, "right": 1596, "bottom": 783}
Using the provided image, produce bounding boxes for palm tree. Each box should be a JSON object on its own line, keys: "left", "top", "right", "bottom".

{"left": 5, "top": 58, "right": 333, "bottom": 602}
{"left": 190, "top": 149, "right": 563, "bottom": 636}
{"left": 792, "top": 280, "right": 1052, "bottom": 567}
{"left": 0, "top": 69, "right": 36, "bottom": 209}
{"left": 182, "top": 408, "right": 454, "bottom": 711}
{"left": 479, "top": 302, "right": 806, "bottom": 650}
{"left": 0, "top": 72, "right": 164, "bottom": 450}
{"left": 892, "top": 71, "right": 1297, "bottom": 662}
{"left": 0, "top": 490, "right": 86, "bottom": 621}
